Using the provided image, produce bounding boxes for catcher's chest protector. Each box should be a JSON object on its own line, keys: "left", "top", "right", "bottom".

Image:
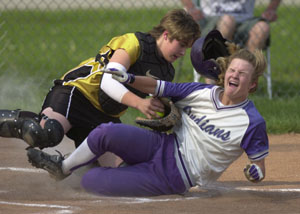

{"left": 98, "top": 32, "right": 175, "bottom": 116}
{"left": 131, "top": 32, "right": 175, "bottom": 82}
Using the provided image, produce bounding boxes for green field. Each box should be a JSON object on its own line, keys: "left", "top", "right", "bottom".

{"left": 1, "top": 7, "right": 299, "bottom": 134}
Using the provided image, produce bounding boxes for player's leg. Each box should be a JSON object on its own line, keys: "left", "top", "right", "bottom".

{"left": 27, "top": 123, "right": 163, "bottom": 179}
{"left": 27, "top": 122, "right": 187, "bottom": 196}
{"left": 234, "top": 17, "right": 269, "bottom": 51}
{"left": 28, "top": 142, "right": 186, "bottom": 196}
{"left": 246, "top": 20, "right": 270, "bottom": 51}
{"left": 57, "top": 86, "right": 123, "bottom": 167}
{"left": 0, "top": 110, "right": 38, "bottom": 139}
{"left": 86, "top": 122, "right": 163, "bottom": 164}
{"left": 216, "top": 14, "right": 236, "bottom": 41}
{"left": 0, "top": 85, "right": 77, "bottom": 148}
{"left": 198, "top": 16, "right": 219, "bottom": 38}
{"left": 80, "top": 130, "right": 186, "bottom": 196}
{"left": 0, "top": 109, "right": 64, "bottom": 149}
{"left": 81, "top": 162, "right": 185, "bottom": 196}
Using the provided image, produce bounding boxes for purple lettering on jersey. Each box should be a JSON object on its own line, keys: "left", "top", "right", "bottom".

{"left": 183, "top": 106, "right": 231, "bottom": 141}
{"left": 194, "top": 116, "right": 207, "bottom": 124}
{"left": 199, "top": 120, "right": 209, "bottom": 129}
{"left": 183, "top": 106, "right": 192, "bottom": 114}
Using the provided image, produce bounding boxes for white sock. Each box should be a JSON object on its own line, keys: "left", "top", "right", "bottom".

{"left": 62, "top": 138, "right": 96, "bottom": 174}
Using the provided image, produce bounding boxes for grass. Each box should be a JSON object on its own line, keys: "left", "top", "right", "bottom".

{"left": 0, "top": 7, "right": 299, "bottom": 134}
{"left": 251, "top": 96, "right": 300, "bottom": 134}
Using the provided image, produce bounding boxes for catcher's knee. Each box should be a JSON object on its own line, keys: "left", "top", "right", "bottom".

{"left": 22, "top": 117, "right": 65, "bottom": 149}
{"left": 42, "top": 117, "right": 65, "bottom": 148}
{"left": 0, "top": 109, "right": 64, "bottom": 148}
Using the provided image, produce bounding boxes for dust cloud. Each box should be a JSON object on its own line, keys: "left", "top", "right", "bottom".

{"left": 0, "top": 71, "right": 49, "bottom": 113}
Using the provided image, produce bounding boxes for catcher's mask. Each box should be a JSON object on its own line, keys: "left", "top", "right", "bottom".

{"left": 190, "top": 30, "right": 229, "bottom": 81}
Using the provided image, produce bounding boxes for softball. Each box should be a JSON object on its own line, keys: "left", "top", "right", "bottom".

{"left": 156, "top": 111, "right": 165, "bottom": 117}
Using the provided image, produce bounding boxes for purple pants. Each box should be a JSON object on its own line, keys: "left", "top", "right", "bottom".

{"left": 81, "top": 122, "right": 186, "bottom": 196}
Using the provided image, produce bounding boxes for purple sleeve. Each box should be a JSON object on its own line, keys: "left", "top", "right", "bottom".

{"left": 161, "top": 81, "right": 214, "bottom": 103}
{"left": 240, "top": 103, "right": 269, "bottom": 161}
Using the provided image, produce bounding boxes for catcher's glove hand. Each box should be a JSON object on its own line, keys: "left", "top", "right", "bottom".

{"left": 135, "top": 97, "right": 181, "bottom": 132}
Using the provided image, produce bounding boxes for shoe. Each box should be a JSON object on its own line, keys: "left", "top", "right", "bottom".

{"left": 26, "top": 147, "right": 69, "bottom": 181}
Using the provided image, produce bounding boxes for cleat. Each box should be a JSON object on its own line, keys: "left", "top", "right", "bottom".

{"left": 26, "top": 147, "right": 69, "bottom": 181}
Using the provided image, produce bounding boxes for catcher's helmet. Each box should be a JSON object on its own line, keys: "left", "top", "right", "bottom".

{"left": 190, "top": 30, "right": 229, "bottom": 80}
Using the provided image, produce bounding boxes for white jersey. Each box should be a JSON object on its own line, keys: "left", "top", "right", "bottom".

{"left": 156, "top": 81, "right": 268, "bottom": 187}
{"left": 195, "top": 0, "right": 256, "bottom": 22}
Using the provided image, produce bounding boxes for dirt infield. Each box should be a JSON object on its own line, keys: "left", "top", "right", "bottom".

{"left": 1, "top": 134, "right": 300, "bottom": 214}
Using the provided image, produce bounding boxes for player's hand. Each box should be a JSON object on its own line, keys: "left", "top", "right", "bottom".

{"left": 244, "top": 163, "right": 264, "bottom": 183}
{"left": 136, "top": 97, "right": 165, "bottom": 119}
{"left": 102, "top": 68, "right": 135, "bottom": 84}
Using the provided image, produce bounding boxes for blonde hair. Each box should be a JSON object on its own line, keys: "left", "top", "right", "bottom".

{"left": 216, "top": 48, "right": 267, "bottom": 93}
{"left": 149, "top": 9, "right": 201, "bottom": 47}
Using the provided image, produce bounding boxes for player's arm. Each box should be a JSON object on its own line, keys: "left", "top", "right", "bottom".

{"left": 101, "top": 49, "right": 164, "bottom": 118}
{"left": 261, "top": 0, "right": 281, "bottom": 22}
{"left": 121, "top": 75, "right": 164, "bottom": 118}
{"left": 103, "top": 66, "right": 164, "bottom": 96}
{"left": 244, "top": 158, "right": 265, "bottom": 183}
{"left": 130, "top": 76, "right": 158, "bottom": 94}
{"left": 181, "top": 0, "right": 204, "bottom": 21}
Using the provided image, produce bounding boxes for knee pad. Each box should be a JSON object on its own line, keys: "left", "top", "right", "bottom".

{"left": 0, "top": 109, "right": 64, "bottom": 148}
{"left": 0, "top": 109, "right": 22, "bottom": 138}
{"left": 22, "top": 118, "right": 64, "bottom": 149}
{"left": 0, "top": 109, "right": 38, "bottom": 138}
{"left": 43, "top": 118, "right": 65, "bottom": 147}
{"left": 0, "top": 110, "right": 64, "bottom": 148}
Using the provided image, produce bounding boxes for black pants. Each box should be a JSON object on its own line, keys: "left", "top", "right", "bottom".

{"left": 41, "top": 85, "right": 121, "bottom": 147}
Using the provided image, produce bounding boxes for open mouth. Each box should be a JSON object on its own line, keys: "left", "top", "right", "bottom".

{"left": 229, "top": 81, "right": 238, "bottom": 87}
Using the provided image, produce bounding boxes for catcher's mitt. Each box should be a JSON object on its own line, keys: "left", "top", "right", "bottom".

{"left": 135, "top": 97, "right": 181, "bottom": 132}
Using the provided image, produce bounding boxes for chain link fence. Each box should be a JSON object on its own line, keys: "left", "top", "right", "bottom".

{"left": 0, "top": 0, "right": 299, "bottom": 110}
